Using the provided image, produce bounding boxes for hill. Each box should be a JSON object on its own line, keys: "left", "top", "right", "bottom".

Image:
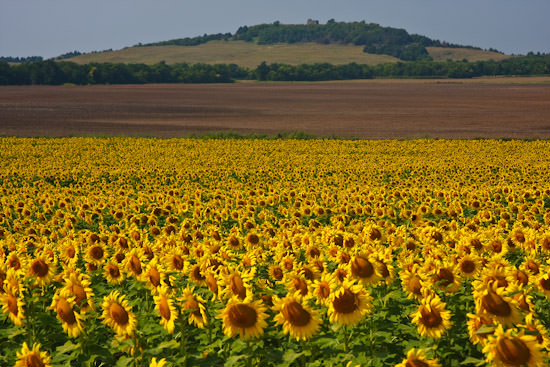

{"left": 62, "top": 20, "right": 510, "bottom": 67}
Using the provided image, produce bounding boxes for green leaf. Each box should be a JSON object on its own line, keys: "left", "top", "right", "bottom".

{"left": 116, "top": 356, "right": 134, "bottom": 367}
{"left": 224, "top": 355, "right": 247, "bottom": 367}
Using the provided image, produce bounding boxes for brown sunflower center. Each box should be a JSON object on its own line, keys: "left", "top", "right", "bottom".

{"left": 482, "top": 291, "right": 511, "bottom": 317}
{"left": 460, "top": 260, "right": 476, "bottom": 274}
{"left": 293, "top": 277, "right": 308, "bottom": 296}
{"left": 30, "top": 259, "right": 49, "bottom": 278}
{"left": 66, "top": 246, "right": 76, "bottom": 258}
{"left": 171, "top": 255, "right": 184, "bottom": 271}
{"left": 539, "top": 277, "right": 550, "bottom": 291}
{"left": 227, "top": 304, "right": 257, "bottom": 328}
{"left": 496, "top": 337, "right": 531, "bottom": 365}
{"left": 332, "top": 289, "right": 358, "bottom": 314}
{"left": 25, "top": 353, "right": 46, "bottom": 367}
{"left": 158, "top": 297, "right": 171, "bottom": 320}
{"left": 247, "top": 234, "right": 259, "bottom": 245}
{"left": 419, "top": 305, "right": 443, "bottom": 328}
{"left": 7, "top": 294, "right": 18, "bottom": 316}
{"left": 282, "top": 301, "right": 311, "bottom": 327}
{"left": 107, "top": 265, "right": 121, "bottom": 278}
{"left": 409, "top": 276, "right": 422, "bottom": 295}
{"left": 405, "top": 359, "right": 430, "bottom": 367}
{"left": 271, "top": 267, "right": 284, "bottom": 281}
{"left": 110, "top": 302, "right": 129, "bottom": 326}
{"left": 90, "top": 246, "right": 104, "bottom": 260}
{"left": 72, "top": 284, "right": 87, "bottom": 307}
{"left": 318, "top": 282, "right": 331, "bottom": 299}
{"left": 148, "top": 268, "right": 161, "bottom": 287}
{"left": 191, "top": 266, "right": 205, "bottom": 281}
{"left": 56, "top": 298, "right": 76, "bottom": 325}
{"left": 350, "top": 256, "right": 374, "bottom": 279}
{"left": 129, "top": 256, "right": 142, "bottom": 275}
{"left": 434, "top": 268, "right": 455, "bottom": 288}
{"left": 230, "top": 274, "right": 247, "bottom": 300}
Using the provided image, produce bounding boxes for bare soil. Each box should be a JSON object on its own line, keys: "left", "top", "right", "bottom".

{"left": 1, "top": 79, "right": 550, "bottom": 139}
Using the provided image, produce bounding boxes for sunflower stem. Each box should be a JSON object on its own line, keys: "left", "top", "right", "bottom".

{"left": 343, "top": 325, "right": 349, "bottom": 353}
{"left": 246, "top": 339, "right": 253, "bottom": 367}
{"left": 179, "top": 318, "right": 187, "bottom": 367}
{"left": 370, "top": 314, "right": 374, "bottom": 366}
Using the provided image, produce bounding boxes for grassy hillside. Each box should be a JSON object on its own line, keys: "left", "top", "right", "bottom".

{"left": 67, "top": 41, "right": 399, "bottom": 68}
{"left": 426, "top": 47, "right": 510, "bottom": 62}
{"left": 65, "top": 41, "right": 510, "bottom": 68}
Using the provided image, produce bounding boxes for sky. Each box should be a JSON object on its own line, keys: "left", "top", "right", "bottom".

{"left": 1, "top": 0, "right": 549, "bottom": 59}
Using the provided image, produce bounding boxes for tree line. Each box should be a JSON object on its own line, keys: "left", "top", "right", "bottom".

{"left": 136, "top": 20, "right": 489, "bottom": 61}
{"left": 0, "top": 54, "right": 549, "bottom": 85}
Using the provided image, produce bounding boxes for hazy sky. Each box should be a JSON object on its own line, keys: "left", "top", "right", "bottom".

{"left": 1, "top": 0, "right": 549, "bottom": 58}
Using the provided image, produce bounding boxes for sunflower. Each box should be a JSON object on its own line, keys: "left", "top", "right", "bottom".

{"left": 104, "top": 262, "right": 125, "bottom": 285}
{"left": 430, "top": 262, "right": 462, "bottom": 294}
{"left": 124, "top": 248, "right": 145, "bottom": 280}
{"left": 457, "top": 254, "right": 481, "bottom": 280}
{"left": 395, "top": 348, "right": 441, "bottom": 367}
{"left": 312, "top": 272, "right": 337, "bottom": 306}
{"left": 411, "top": 294, "right": 453, "bottom": 339}
{"left": 399, "top": 265, "right": 427, "bottom": 301}
{"left": 347, "top": 253, "right": 381, "bottom": 286}
{"left": 534, "top": 270, "right": 550, "bottom": 298}
{"left": 154, "top": 286, "right": 178, "bottom": 334}
{"left": 475, "top": 284, "right": 522, "bottom": 326}
{"left": 1, "top": 284, "right": 25, "bottom": 327}
{"left": 483, "top": 325, "right": 544, "bottom": 367}
{"left": 188, "top": 262, "right": 208, "bottom": 287}
{"left": 218, "top": 297, "right": 268, "bottom": 339}
{"left": 328, "top": 279, "right": 372, "bottom": 326}
{"left": 27, "top": 254, "right": 56, "bottom": 287}
{"left": 520, "top": 313, "right": 550, "bottom": 350}
{"left": 49, "top": 293, "right": 84, "bottom": 338}
{"left": 164, "top": 248, "right": 186, "bottom": 273}
{"left": 102, "top": 290, "right": 137, "bottom": 338}
{"left": 179, "top": 286, "right": 208, "bottom": 328}
{"left": 273, "top": 293, "right": 321, "bottom": 341}
{"left": 144, "top": 259, "right": 166, "bottom": 293}
{"left": 149, "top": 357, "right": 167, "bottom": 367}
{"left": 60, "top": 272, "right": 95, "bottom": 313}
{"left": 467, "top": 313, "right": 496, "bottom": 346}
{"left": 268, "top": 264, "right": 285, "bottom": 282}
{"left": 15, "top": 342, "right": 51, "bottom": 367}
{"left": 84, "top": 242, "right": 108, "bottom": 266}
{"left": 221, "top": 267, "right": 253, "bottom": 301}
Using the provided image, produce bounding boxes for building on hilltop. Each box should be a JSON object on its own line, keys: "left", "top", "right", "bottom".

{"left": 307, "top": 19, "right": 319, "bottom": 25}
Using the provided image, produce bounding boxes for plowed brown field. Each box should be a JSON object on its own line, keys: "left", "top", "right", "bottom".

{"left": 1, "top": 78, "right": 550, "bottom": 139}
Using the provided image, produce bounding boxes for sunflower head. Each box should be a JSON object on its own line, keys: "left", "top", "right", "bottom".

{"left": 15, "top": 342, "right": 51, "bottom": 367}
{"left": 273, "top": 293, "right": 321, "bottom": 341}
{"left": 101, "top": 290, "right": 137, "bottom": 338}
{"left": 218, "top": 297, "right": 268, "bottom": 340}
{"left": 482, "top": 325, "right": 544, "bottom": 367}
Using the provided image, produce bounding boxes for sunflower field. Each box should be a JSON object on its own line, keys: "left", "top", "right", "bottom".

{"left": 1, "top": 137, "right": 550, "bottom": 367}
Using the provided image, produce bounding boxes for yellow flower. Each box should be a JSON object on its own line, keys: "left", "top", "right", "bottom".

{"left": 154, "top": 286, "right": 178, "bottom": 334}
{"left": 410, "top": 294, "right": 453, "bottom": 339}
{"left": 395, "top": 348, "right": 441, "bottom": 367}
{"left": 27, "top": 254, "right": 56, "bottom": 287}
{"left": 218, "top": 297, "right": 268, "bottom": 340}
{"left": 483, "top": 325, "right": 544, "bottom": 367}
{"left": 0, "top": 284, "right": 25, "bottom": 327}
{"left": 149, "top": 357, "right": 167, "bottom": 367}
{"left": 273, "top": 293, "right": 321, "bottom": 341}
{"left": 101, "top": 290, "right": 137, "bottom": 338}
{"left": 328, "top": 279, "right": 372, "bottom": 326}
{"left": 49, "top": 293, "right": 84, "bottom": 338}
{"left": 179, "top": 286, "right": 208, "bottom": 329}
{"left": 15, "top": 342, "right": 51, "bottom": 367}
